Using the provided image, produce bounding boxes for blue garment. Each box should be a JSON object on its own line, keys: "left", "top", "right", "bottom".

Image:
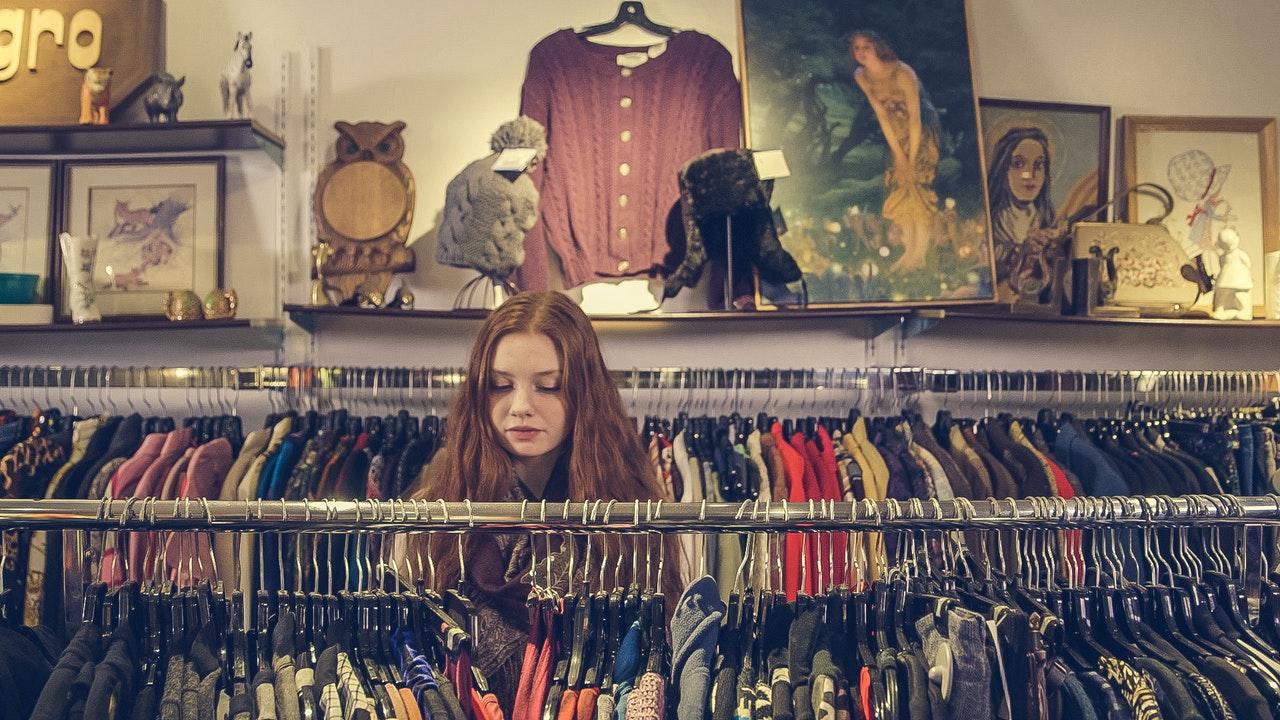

{"left": 613, "top": 620, "right": 643, "bottom": 720}
{"left": 1052, "top": 422, "right": 1130, "bottom": 496}
{"left": 1236, "top": 423, "right": 1255, "bottom": 496}
{"left": 397, "top": 633, "right": 438, "bottom": 720}
{"left": 0, "top": 421, "right": 24, "bottom": 456}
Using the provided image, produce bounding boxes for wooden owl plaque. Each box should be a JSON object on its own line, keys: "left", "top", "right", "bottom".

{"left": 314, "top": 120, "right": 416, "bottom": 302}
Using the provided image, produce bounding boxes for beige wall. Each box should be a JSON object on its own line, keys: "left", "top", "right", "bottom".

{"left": 135, "top": 0, "right": 1280, "bottom": 378}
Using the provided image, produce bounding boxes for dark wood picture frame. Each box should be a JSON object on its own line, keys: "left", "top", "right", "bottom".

{"left": 0, "top": 160, "right": 59, "bottom": 304}
{"left": 979, "top": 98, "right": 1111, "bottom": 309}
{"left": 57, "top": 156, "right": 225, "bottom": 320}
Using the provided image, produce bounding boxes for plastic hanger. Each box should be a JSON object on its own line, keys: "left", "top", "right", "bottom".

{"left": 575, "top": 2, "right": 677, "bottom": 38}
{"left": 566, "top": 581, "right": 593, "bottom": 689}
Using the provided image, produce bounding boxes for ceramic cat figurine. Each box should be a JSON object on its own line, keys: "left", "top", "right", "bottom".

{"left": 79, "top": 67, "right": 112, "bottom": 124}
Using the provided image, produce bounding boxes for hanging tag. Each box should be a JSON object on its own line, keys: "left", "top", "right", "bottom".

{"left": 753, "top": 149, "right": 791, "bottom": 180}
{"left": 492, "top": 148, "right": 538, "bottom": 173}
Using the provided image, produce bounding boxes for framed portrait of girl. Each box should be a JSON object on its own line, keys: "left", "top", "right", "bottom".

{"left": 979, "top": 98, "right": 1111, "bottom": 311}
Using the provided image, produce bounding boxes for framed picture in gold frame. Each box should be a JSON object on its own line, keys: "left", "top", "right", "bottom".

{"left": 738, "top": 0, "right": 994, "bottom": 308}
{"left": 1118, "top": 115, "right": 1278, "bottom": 317}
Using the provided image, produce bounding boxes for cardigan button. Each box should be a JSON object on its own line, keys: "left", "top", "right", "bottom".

{"left": 619, "top": 97, "right": 632, "bottom": 108}
{"left": 618, "top": 260, "right": 630, "bottom": 272}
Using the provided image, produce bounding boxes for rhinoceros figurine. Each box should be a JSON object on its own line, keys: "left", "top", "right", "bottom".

{"left": 143, "top": 73, "right": 185, "bottom": 123}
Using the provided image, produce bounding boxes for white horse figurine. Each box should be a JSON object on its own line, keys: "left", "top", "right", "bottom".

{"left": 219, "top": 31, "right": 253, "bottom": 119}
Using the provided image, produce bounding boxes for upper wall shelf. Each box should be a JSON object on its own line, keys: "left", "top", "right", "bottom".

{"left": 282, "top": 303, "right": 946, "bottom": 340}
{"left": 0, "top": 120, "right": 285, "bottom": 167}
{"left": 946, "top": 307, "right": 1280, "bottom": 329}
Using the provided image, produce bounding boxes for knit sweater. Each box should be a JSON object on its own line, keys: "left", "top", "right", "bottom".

{"left": 517, "top": 28, "right": 742, "bottom": 290}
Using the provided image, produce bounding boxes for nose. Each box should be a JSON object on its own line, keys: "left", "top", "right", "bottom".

{"left": 509, "top": 385, "right": 534, "bottom": 416}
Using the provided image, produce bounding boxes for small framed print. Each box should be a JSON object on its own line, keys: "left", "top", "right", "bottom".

{"left": 59, "top": 157, "right": 225, "bottom": 319}
{"left": 979, "top": 98, "right": 1111, "bottom": 308}
{"left": 0, "top": 161, "right": 57, "bottom": 303}
{"left": 1119, "top": 115, "right": 1279, "bottom": 316}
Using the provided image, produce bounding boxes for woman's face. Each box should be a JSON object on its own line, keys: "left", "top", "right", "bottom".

{"left": 488, "top": 331, "right": 569, "bottom": 473}
{"left": 1007, "top": 138, "right": 1048, "bottom": 203}
{"left": 848, "top": 36, "right": 878, "bottom": 66}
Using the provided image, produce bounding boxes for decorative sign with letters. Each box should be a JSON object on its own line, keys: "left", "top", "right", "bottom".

{"left": 0, "top": 0, "right": 163, "bottom": 125}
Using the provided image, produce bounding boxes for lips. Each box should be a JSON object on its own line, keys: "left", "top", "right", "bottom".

{"left": 507, "top": 426, "right": 542, "bottom": 441}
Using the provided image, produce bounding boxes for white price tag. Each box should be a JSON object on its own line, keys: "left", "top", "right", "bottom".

{"left": 492, "top": 148, "right": 538, "bottom": 173}
{"left": 753, "top": 149, "right": 791, "bottom": 180}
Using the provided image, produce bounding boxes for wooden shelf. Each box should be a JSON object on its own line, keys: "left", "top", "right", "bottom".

{"left": 0, "top": 317, "right": 262, "bottom": 333}
{"left": 283, "top": 303, "right": 947, "bottom": 340}
{"left": 947, "top": 307, "right": 1280, "bottom": 329}
{"left": 0, "top": 119, "right": 285, "bottom": 167}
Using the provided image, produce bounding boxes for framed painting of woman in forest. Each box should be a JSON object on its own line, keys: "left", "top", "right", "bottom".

{"left": 979, "top": 98, "right": 1111, "bottom": 311}
{"left": 738, "top": 0, "right": 994, "bottom": 308}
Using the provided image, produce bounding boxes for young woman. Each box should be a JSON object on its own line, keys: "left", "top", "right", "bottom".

{"left": 985, "top": 126, "right": 1066, "bottom": 300}
{"left": 410, "top": 290, "right": 681, "bottom": 713}
{"left": 849, "top": 29, "right": 941, "bottom": 273}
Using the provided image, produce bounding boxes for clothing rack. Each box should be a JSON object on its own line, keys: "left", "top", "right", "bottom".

{"left": 1, "top": 364, "right": 1278, "bottom": 400}
{"left": 0, "top": 495, "right": 1277, "bottom": 532}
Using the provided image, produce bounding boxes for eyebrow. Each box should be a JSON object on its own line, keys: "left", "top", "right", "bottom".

{"left": 491, "top": 369, "right": 561, "bottom": 379}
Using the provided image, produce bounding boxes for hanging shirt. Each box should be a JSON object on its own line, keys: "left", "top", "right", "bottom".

{"left": 517, "top": 28, "right": 742, "bottom": 290}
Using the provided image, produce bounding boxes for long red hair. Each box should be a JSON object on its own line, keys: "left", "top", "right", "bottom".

{"left": 412, "top": 291, "right": 682, "bottom": 600}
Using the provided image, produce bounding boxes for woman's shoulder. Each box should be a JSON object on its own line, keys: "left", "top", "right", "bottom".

{"left": 892, "top": 60, "right": 920, "bottom": 85}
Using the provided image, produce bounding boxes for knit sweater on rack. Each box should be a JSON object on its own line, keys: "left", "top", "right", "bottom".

{"left": 517, "top": 28, "right": 743, "bottom": 290}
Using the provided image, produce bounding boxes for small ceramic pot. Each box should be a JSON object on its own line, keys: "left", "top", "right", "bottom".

{"left": 203, "top": 288, "right": 238, "bottom": 319}
{"left": 164, "top": 289, "right": 204, "bottom": 321}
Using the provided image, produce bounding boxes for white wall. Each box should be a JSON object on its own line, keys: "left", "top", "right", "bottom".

{"left": 56, "top": 0, "right": 1280, "bottom": 383}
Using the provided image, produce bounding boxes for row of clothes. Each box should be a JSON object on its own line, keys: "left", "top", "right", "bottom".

{"left": 17, "top": 580, "right": 508, "bottom": 720}
{"left": 0, "top": 406, "right": 440, "bottom": 630}
{"left": 649, "top": 410, "right": 1280, "bottom": 599}
{"left": 671, "top": 569, "right": 1280, "bottom": 720}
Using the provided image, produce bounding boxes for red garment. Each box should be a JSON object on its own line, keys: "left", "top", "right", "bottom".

{"left": 791, "top": 433, "right": 824, "bottom": 596}
{"left": 771, "top": 423, "right": 808, "bottom": 601}
{"left": 575, "top": 687, "right": 599, "bottom": 720}
{"left": 513, "top": 605, "right": 545, "bottom": 720}
{"left": 448, "top": 651, "right": 475, "bottom": 720}
{"left": 556, "top": 689, "right": 579, "bottom": 720}
{"left": 860, "top": 666, "right": 873, "bottom": 720}
{"left": 814, "top": 427, "right": 847, "bottom": 587}
{"left": 517, "top": 29, "right": 742, "bottom": 290}
{"left": 473, "top": 687, "right": 507, "bottom": 720}
{"left": 1043, "top": 455, "right": 1085, "bottom": 584}
{"left": 528, "top": 608, "right": 560, "bottom": 720}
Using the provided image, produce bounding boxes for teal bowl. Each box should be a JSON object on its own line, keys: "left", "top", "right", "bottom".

{"left": 0, "top": 273, "right": 39, "bottom": 304}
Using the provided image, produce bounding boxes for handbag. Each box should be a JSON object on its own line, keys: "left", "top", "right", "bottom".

{"left": 1070, "top": 183, "right": 1210, "bottom": 315}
